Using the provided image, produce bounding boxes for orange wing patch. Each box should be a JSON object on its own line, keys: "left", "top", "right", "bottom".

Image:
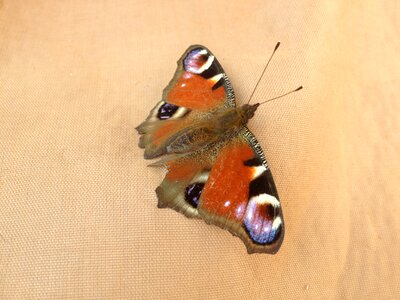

{"left": 166, "top": 160, "right": 204, "bottom": 181}
{"left": 153, "top": 120, "right": 184, "bottom": 144}
{"left": 200, "top": 141, "right": 254, "bottom": 221}
{"left": 167, "top": 72, "right": 225, "bottom": 110}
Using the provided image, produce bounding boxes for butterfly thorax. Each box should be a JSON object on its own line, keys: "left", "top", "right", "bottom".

{"left": 211, "top": 103, "right": 260, "bottom": 133}
{"left": 164, "top": 104, "right": 260, "bottom": 155}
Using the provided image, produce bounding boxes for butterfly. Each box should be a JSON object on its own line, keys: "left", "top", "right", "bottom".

{"left": 137, "top": 44, "right": 300, "bottom": 254}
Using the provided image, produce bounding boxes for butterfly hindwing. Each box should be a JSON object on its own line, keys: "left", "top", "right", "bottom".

{"left": 136, "top": 45, "right": 235, "bottom": 159}
{"left": 155, "top": 154, "right": 212, "bottom": 219}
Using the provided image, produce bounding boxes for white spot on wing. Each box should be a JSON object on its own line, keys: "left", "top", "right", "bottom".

{"left": 251, "top": 165, "right": 267, "bottom": 179}
{"left": 249, "top": 193, "right": 280, "bottom": 208}
{"left": 171, "top": 107, "right": 188, "bottom": 119}
{"left": 209, "top": 73, "right": 223, "bottom": 83}
{"left": 272, "top": 216, "right": 282, "bottom": 231}
{"left": 191, "top": 170, "right": 210, "bottom": 184}
{"left": 198, "top": 49, "right": 208, "bottom": 55}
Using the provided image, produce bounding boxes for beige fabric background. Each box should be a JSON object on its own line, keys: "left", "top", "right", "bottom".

{"left": 1, "top": 1, "right": 399, "bottom": 299}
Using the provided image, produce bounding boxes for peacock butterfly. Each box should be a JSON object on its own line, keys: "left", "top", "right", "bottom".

{"left": 136, "top": 44, "right": 301, "bottom": 254}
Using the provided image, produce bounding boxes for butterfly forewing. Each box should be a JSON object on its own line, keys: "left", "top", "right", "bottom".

{"left": 197, "top": 128, "right": 284, "bottom": 254}
{"left": 136, "top": 45, "right": 236, "bottom": 159}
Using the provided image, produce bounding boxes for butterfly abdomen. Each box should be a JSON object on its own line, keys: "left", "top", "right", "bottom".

{"left": 166, "top": 126, "right": 217, "bottom": 154}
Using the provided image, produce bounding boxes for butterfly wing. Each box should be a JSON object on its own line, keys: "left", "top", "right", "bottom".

{"left": 136, "top": 45, "right": 235, "bottom": 159}
{"left": 156, "top": 128, "right": 284, "bottom": 254}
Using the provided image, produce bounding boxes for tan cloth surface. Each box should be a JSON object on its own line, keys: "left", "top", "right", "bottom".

{"left": 1, "top": 1, "right": 399, "bottom": 299}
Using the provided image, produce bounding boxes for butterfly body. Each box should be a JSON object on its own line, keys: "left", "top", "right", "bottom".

{"left": 137, "top": 45, "right": 284, "bottom": 254}
{"left": 161, "top": 103, "right": 260, "bottom": 158}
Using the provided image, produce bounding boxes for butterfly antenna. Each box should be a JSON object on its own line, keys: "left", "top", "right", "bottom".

{"left": 258, "top": 86, "right": 303, "bottom": 105}
{"left": 246, "top": 42, "right": 281, "bottom": 105}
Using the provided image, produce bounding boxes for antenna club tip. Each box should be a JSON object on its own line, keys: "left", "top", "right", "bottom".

{"left": 295, "top": 86, "right": 303, "bottom": 91}
{"left": 274, "top": 42, "right": 281, "bottom": 50}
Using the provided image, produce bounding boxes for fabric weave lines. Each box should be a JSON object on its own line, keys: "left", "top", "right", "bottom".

{"left": 0, "top": 1, "right": 399, "bottom": 299}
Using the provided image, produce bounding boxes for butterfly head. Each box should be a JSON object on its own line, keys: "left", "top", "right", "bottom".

{"left": 239, "top": 103, "right": 260, "bottom": 124}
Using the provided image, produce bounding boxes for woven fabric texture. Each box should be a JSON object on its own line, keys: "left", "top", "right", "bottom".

{"left": 0, "top": 1, "right": 399, "bottom": 299}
